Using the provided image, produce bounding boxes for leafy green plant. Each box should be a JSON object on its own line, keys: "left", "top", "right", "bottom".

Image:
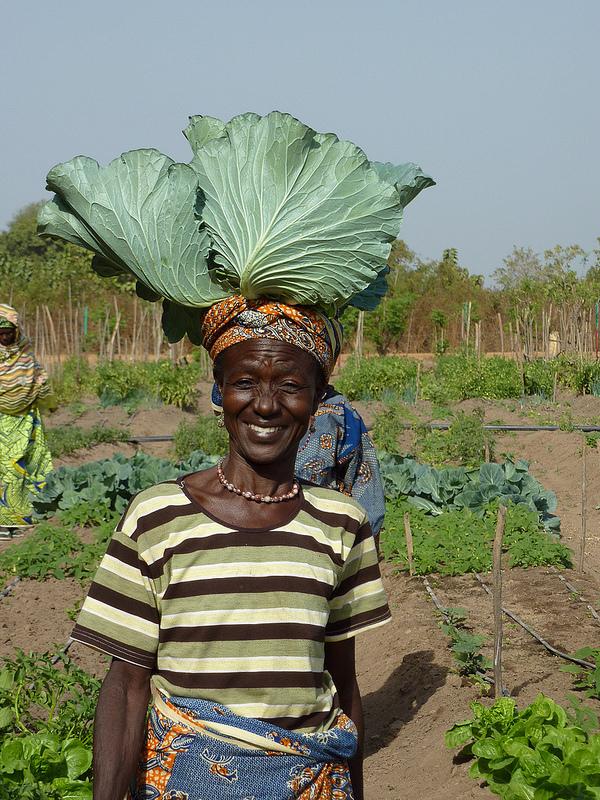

{"left": 173, "top": 415, "right": 228, "bottom": 459}
{"left": 0, "top": 651, "right": 98, "bottom": 798}
{"left": 95, "top": 360, "right": 201, "bottom": 410}
{"left": 32, "top": 450, "right": 218, "bottom": 520}
{"left": 46, "top": 424, "right": 129, "bottom": 458}
{"left": 380, "top": 455, "right": 560, "bottom": 531}
{"left": 446, "top": 694, "right": 600, "bottom": 799}
{"left": 523, "top": 359, "right": 558, "bottom": 399}
{"left": 562, "top": 648, "right": 600, "bottom": 700}
{"left": 336, "top": 356, "right": 418, "bottom": 402}
{"left": 52, "top": 358, "right": 97, "bottom": 405}
{"left": 438, "top": 608, "right": 491, "bottom": 677}
{"left": 0, "top": 515, "right": 118, "bottom": 585}
{"left": 370, "top": 401, "right": 415, "bottom": 451}
{"left": 381, "top": 500, "right": 571, "bottom": 576}
{"left": 415, "top": 410, "right": 495, "bottom": 467}
{"left": 421, "top": 354, "right": 522, "bottom": 403}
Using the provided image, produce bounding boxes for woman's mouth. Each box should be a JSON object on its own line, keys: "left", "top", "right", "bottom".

{"left": 247, "top": 423, "right": 283, "bottom": 437}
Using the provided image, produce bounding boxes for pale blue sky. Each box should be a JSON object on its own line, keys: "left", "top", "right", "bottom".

{"left": 2, "top": 0, "right": 598, "bottom": 280}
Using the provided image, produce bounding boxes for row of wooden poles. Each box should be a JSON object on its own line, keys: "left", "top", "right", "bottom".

{"left": 18, "top": 297, "right": 189, "bottom": 375}
{"left": 365, "top": 300, "right": 600, "bottom": 357}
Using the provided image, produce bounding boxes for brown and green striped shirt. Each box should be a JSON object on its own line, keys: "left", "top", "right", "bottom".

{"left": 72, "top": 479, "right": 390, "bottom": 732}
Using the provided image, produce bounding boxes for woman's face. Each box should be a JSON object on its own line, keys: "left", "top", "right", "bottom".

{"left": 217, "top": 339, "right": 323, "bottom": 466}
{"left": 0, "top": 327, "right": 16, "bottom": 347}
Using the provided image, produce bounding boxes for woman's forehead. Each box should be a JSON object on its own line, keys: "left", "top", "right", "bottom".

{"left": 221, "top": 340, "right": 315, "bottom": 370}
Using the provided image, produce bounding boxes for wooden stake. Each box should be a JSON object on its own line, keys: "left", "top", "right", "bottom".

{"left": 415, "top": 362, "right": 421, "bottom": 404}
{"left": 580, "top": 443, "right": 587, "bottom": 573}
{"left": 497, "top": 313, "right": 504, "bottom": 355}
{"left": 493, "top": 505, "right": 507, "bottom": 698}
{"left": 403, "top": 513, "right": 415, "bottom": 576}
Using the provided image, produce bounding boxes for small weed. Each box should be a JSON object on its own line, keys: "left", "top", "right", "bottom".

{"left": 173, "top": 415, "right": 229, "bottom": 459}
{"left": 414, "top": 409, "right": 495, "bottom": 468}
{"left": 561, "top": 648, "right": 600, "bottom": 700}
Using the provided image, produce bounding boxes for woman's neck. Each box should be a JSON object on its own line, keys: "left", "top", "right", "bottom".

{"left": 223, "top": 449, "right": 297, "bottom": 497}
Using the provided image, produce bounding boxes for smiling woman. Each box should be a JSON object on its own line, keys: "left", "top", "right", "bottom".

{"left": 41, "top": 110, "right": 433, "bottom": 800}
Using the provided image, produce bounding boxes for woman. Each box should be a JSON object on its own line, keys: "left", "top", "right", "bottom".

{"left": 72, "top": 299, "right": 391, "bottom": 800}
{"left": 0, "top": 304, "right": 53, "bottom": 534}
{"left": 41, "top": 111, "right": 432, "bottom": 799}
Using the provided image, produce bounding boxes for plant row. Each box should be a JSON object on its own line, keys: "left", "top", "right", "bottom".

{"left": 53, "top": 357, "right": 204, "bottom": 410}
{"left": 337, "top": 352, "right": 600, "bottom": 404}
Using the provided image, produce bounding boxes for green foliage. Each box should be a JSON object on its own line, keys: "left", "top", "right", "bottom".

{"left": 52, "top": 358, "right": 96, "bottom": 405}
{"left": 46, "top": 424, "right": 129, "bottom": 458}
{"left": 0, "top": 515, "right": 117, "bottom": 584}
{"left": 0, "top": 651, "right": 98, "bottom": 797}
{"left": 370, "top": 401, "right": 415, "bottom": 451}
{"left": 562, "top": 649, "right": 600, "bottom": 700}
{"left": 415, "top": 410, "right": 495, "bottom": 467}
{"left": 173, "top": 416, "right": 228, "bottom": 459}
{"left": 421, "top": 354, "right": 523, "bottom": 403}
{"left": 32, "top": 450, "right": 218, "bottom": 520}
{"left": 380, "top": 455, "right": 560, "bottom": 532}
{"left": 363, "top": 295, "right": 414, "bottom": 354}
{"left": 523, "top": 359, "right": 557, "bottom": 399}
{"left": 95, "top": 359, "right": 201, "bottom": 410}
{"left": 437, "top": 606, "right": 491, "bottom": 677}
{"left": 446, "top": 694, "right": 600, "bottom": 799}
{"left": 336, "top": 356, "right": 418, "bottom": 401}
{"left": 381, "top": 501, "right": 571, "bottom": 576}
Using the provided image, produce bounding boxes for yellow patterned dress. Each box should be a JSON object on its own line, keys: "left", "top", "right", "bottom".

{"left": 0, "top": 305, "right": 53, "bottom": 529}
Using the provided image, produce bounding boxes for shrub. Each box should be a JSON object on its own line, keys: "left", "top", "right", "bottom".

{"left": 46, "top": 424, "right": 129, "bottom": 458}
{"left": 371, "top": 401, "right": 416, "bottom": 451}
{"left": 336, "top": 356, "right": 418, "bottom": 401}
{"left": 52, "top": 357, "right": 96, "bottom": 404}
{"left": 414, "top": 410, "right": 495, "bottom": 467}
{"left": 173, "top": 416, "right": 229, "bottom": 459}
{"left": 421, "top": 354, "right": 522, "bottom": 403}
{"left": 523, "top": 359, "right": 557, "bottom": 399}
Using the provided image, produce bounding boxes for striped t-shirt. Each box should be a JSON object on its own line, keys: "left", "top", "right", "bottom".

{"left": 72, "top": 479, "right": 391, "bottom": 732}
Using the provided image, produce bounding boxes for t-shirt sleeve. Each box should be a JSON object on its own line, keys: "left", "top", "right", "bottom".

{"left": 325, "top": 513, "right": 391, "bottom": 642}
{"left": 71, "top": 498, "right": 160, "bottom": 669}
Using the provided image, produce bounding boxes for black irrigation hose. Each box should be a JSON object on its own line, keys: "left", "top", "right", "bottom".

{"left": 548, "top": 566, "right": 600, "bottom": 625}
{"left": 0, "top": 576, "right": 20, "bottom": 601}
{"left": 127, "top": 423, "right": 600, "bottom": 444}
{"left": 474, "top": 573, "right": 595, "bottom": 670}
{"left": 421, "top": 576, "right": 497, "bottom": 690}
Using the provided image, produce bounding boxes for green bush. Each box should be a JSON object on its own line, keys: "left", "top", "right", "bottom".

{"left": 371, "top": 401, "right": 415, "bottom": 451}
{"left": 523, "top": 359, "right": 557, "bottom": 398}
{"left": 95, "top": 360, "right": 201, "bottom": 410}
{"left": 52, "top": 357, "right": 96, "bottom": 404}
{"left": 414, "top": 410, "right": 495, "bottom": 467}
{"left": 336, "top": 356, "right": 418, "bottom": 401}
{"left": 421, "top": 354, "right": 522, "bottom": 403}
{"left": 173, "top": 416, "right": 229, "bottom": 459}
{"left": 382, "top": 500, "right": 571, "bottom": 576}
{"left": 46, "top": 424, "right": 129, "bottom": 457}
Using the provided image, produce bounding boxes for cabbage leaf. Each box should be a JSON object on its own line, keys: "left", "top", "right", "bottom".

{"left": 38, "top": 150, "right": 228, "bottom": 308}
{"left": 38, "top": 113, "right": 434, "bottom": 336}
{"left": 185, "top": 111, "right": 404, "bottom": 310}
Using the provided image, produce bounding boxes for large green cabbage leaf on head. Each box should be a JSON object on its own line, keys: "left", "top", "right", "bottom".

{"left": 38, "top": 150, "right": 228, "bottom": 308}
{"left": 38, "top": 112, "right": 434, "bottom": 340}
{"left": 184, "top": 112, "right": 432, "bottom": 310}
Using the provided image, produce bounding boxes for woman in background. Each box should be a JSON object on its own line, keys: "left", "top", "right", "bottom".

{"left": 0, "top": 304, "right": 53, "bottom": 535}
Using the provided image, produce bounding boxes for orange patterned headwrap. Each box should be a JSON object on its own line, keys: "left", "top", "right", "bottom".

{"left": 200, "top": 296, "right": 343, "bottom": 378}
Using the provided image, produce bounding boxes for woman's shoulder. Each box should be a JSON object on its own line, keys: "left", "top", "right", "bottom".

{"left": 300, "top": 483, "right": 368, "bottom": 528}
{"left": 119, "top": 479, "right": 195, "bottom": 536}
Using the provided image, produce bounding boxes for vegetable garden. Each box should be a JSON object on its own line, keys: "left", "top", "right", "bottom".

{"left": 2, "top": 354, "right": 600, "bottom": 799}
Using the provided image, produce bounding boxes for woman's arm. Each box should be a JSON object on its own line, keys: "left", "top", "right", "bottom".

{"left": 92, "top": 658, "right": 151, "bottom": 800}
{"left": 324, "top": 638, "right": 364, "bottom": 800}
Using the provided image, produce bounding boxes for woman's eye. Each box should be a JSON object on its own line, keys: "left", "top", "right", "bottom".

{"left": 233, "top": 379, "right": 254, "bottom": 389}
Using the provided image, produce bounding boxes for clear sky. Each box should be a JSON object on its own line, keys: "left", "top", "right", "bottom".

{"left": 2, "top": 0, "right": 598, "bottom": 281}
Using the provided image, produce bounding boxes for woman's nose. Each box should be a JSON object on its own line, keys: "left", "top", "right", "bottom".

{"left": 254, "top": 385, "right": 278, "bottom": 417}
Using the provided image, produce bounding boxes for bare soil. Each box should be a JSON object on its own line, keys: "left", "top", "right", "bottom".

{"left": 3, "top": 392, "right": 600, "bottom": 799}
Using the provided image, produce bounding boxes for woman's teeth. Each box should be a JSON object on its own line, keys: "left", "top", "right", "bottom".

{"left": 248, "top": 424, "right": 281, "bottom": 435}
